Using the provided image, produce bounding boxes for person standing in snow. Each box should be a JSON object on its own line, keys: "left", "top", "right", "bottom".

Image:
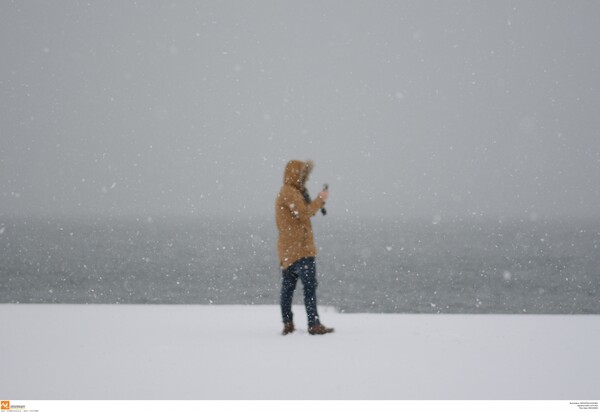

{"left": 275, "top": 159, "right": 334, "bottom": 335}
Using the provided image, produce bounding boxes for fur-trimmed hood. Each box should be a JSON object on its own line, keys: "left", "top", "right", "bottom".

{"left": 283, "top": 160, "right": 314, "bottom": 189}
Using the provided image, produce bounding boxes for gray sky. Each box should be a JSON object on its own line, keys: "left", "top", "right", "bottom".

{"left": 1, "top": 0, "right": 599, "bottom": 220}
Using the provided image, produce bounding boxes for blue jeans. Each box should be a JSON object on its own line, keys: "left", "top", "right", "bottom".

{"left": 280, "top": 257, "right": 320, "bottom": 327}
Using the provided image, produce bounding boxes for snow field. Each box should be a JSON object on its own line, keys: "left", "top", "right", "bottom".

{"left": 1, "top": 304, "right": 598, "bottom": 400}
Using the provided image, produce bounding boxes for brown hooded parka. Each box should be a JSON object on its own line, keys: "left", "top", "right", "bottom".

{"left": 275, "top": 160, "right": 325, "bottom": 269}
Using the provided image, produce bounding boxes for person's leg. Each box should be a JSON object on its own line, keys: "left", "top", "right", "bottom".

{"left": 280, "top": 265, "right": 299, "bottom": 325}
{"left": 298, "top": 257, "right": 320, "bottom": 327}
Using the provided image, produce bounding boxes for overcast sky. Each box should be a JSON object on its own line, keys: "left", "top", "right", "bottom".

{"left": 1, "top": 1, "right": 599, "bottom": 220}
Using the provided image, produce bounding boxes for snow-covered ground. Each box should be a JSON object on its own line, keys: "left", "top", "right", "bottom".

{"left": 1, "top": 304, "right": 598, "bottom": 400}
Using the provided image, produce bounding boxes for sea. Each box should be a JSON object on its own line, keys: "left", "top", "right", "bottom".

{"left": 1, "top": 215, "right": 598, "bottom": 314}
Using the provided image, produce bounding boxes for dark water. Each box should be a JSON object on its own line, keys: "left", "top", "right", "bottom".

{"left": 1, "top": 215, "right": 599, "bottom": 314}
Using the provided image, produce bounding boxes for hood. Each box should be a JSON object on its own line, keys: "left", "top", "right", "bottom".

{"left": 283, "top": 160, "right": 314, "bottom": 189}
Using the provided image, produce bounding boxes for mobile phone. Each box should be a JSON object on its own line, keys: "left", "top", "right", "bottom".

{"left": 321, "top": 184, "right": 328, "bottom": 216}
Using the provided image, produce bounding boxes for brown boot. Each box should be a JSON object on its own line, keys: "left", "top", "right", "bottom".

{"left": 308, "top": 324, "right": 334, "bottom": 335}
{"left": 282, "top": 322, "right": 295, "bottom": 335}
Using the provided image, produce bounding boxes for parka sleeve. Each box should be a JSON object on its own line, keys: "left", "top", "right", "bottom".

{"left": 281, "top": 187, "right": 325, "bottom": 220}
